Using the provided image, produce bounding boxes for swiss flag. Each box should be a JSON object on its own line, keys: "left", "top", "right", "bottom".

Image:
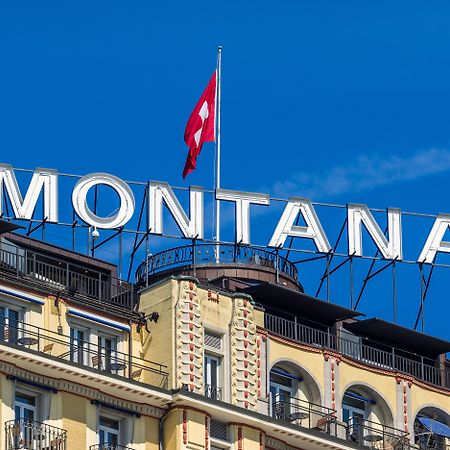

{"left": 183, "top": 72, "right": 217, "bottom": 178}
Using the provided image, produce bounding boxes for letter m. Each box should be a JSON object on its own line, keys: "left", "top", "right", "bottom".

{"left": 0, "top": 164, "right": 58, "bottom": 222}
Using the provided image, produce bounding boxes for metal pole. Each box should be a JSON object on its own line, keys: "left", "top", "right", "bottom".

{"left": 392, "top": 261, "right": 397, "bottom": 323}
{"left": 214, "top": 46, "right": 222, "bottom": 261}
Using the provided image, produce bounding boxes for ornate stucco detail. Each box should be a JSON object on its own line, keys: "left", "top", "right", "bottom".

{"left": 176, "top": 280, "right": 204, "bottom": 393}
{"left": 230, "top": 296, "right": 258, "bottom": 410}
{"left": 396, "top": 377, "right": 412, "bottom": 434}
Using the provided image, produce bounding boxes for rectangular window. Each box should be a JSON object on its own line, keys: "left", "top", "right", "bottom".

{"left": 0, "top": 305, "right": 21, "bottom": 344}
{"left": 15, "top": 392, "right": 37, "bottom": 422}
{"left": 98, "top": 334, "right": 118, "bottom": 373}
{"left": 70, "top": 326, "right": 89, "bottom": 365}
{"left": 204, "top": 353, "right": 221, "bottom": 400}
{"left": 99, "top": 416, "right": 120, "bottom": 446}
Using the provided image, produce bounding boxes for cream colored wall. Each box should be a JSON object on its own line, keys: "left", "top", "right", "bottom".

{"left": 410, "top": 383, "right": 450, "bottom": 423}
{"left": 268, "top": 339, "right": 325, "bottom": 403}
{"left": 139, "top": 278, "right": 176, "bottom": 388}
{"left": 0, "top": 374, "right": 13, "bottom": 448}
{"left": 62, "top": 392, "right": 87, "bottom": 449}
{"left": 163, "top": 409, "right": 181, "bottom": 450}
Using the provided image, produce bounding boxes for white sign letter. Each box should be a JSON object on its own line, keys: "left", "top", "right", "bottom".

{"left": 149, "top": 182, "right": 203, "bottom": 239}
{"left": 0, "top": 164, "right": 58, "bottom": 222}
{"left": 418, "top": 214, "right": 450, "bottom": 264}
{"left": 216, "top": 189, "right": 270, "bottom": 244}
{"left": 269, "top": 197, "right": 331, "bottom": 252}
{"left": 72, "top": 173, "right": 135, "bottom": 229}
{"left": 347, "top": 204, "right": 402, "bottom": 260}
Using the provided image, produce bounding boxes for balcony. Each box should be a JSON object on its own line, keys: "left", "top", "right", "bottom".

{"left": 205, "top": 384, "right": 222, "bottom": 401}
{"left": 5, "top": 419, "right": 67, "bottom": 450}
{"left": 347, "top": 417, "right": 410, "bottom": 449}
{"left": 270, "top": 396, "right": 339, "bottom": 437}
{"left": 265, "top": 397, "right": 417, "bottom": 449}
{"left": 265, "top": 313, "right": 450, "bottom": 389}
{"left": 89, "top": 446, "right": 134, "bottom": 450}
{"left": 0, "top": 319, "right": 168, "bottom": 389}
{"left": 0, "top": 240, "right": 135, "bottom": 311}
{"left": 135, "top": 243, "right": 299, "bottom": 289}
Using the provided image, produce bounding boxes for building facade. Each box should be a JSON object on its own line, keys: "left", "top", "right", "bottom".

{"left": 0, "top": 223, "right": 448, "bottom": 450}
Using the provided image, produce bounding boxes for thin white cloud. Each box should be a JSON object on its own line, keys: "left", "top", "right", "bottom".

{"left": 270, "top": 148, "right": 450, "bottom": 200}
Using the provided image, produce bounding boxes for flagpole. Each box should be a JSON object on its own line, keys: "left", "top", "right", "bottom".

{"left": 215, "top": 46, "right": 222, "bottom": 259}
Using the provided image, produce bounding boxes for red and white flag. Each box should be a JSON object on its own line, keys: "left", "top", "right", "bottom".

{"left": 183, "top": 72, "right": 217, "bottom": 179}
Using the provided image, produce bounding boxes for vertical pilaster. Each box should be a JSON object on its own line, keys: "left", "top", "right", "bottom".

{"left": 230, "top": 295, "right": 258, "bottom": 411}
{"left": 176, "top": 280, "right": 204, "bottom": 393}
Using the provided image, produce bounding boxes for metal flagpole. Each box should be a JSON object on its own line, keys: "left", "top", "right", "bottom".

{"left": 215, "top": 46, "right": 222, "bottom": 261}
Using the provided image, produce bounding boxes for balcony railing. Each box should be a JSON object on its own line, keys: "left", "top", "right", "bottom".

{"left": 264, "top": 397, "right": 418, "bottom": 449}
{"left": 265, "top": 313, "right": 449, "bottom": 389}
{"left": 0, "top": 319, "right": 169, "bottom": 389}
{"left": 89, "top": 445, "right": 134, "bottom": 450}
{"left": 205, "top": 384, "right": 222, "bottom": 401}
{"left": 0, "top": 241, "right": 135, "bottom": 310}
{"left": 5, "top": 419, "right": 67, "bottom": 450}
{"left": 347, "top": 417, "right": 410, "bottom": 449}
{"left": 271, "top": 396, "right": 339, "bottom": 436}
{"left": 135, "top": 243, "right": 298, "bottom": 285}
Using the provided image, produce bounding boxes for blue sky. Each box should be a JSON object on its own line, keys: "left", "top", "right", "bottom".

{"left": 1, "top": 2, "right": 450, "bottom": 340}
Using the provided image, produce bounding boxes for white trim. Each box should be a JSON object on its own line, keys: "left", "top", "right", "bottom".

{"left": 67, "top": 307, "right": 130, "bottom": 332}
{"left": 0, "top": 284, "right": 45, "bottom": 305}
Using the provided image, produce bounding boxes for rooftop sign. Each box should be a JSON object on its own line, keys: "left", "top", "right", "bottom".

{"left": 0, "top": 163, "right": 449, "bottom": 264}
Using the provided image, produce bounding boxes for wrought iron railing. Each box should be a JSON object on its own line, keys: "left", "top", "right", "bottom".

{"left": 347, "top": 417, "right": 410, "bottom": 449}
{"left": 89, "top": 445, "right": 134, "bottom": 450}
{"left": 0, "top": 319, "right": 168, "bottom": 389}
{"left": 205, "top": 384, "right": 222, "bottom": 401}
{"left": 135, "top": 243, "right": 298, "bottom": 284}
{"left": 0, "top": 241, "right": 135, "bottom": 310}
{"left": 264, "top": 313, "right": 449, "bottom": 389}
{"left": 5, "top": 419, "right": 67, "bottom": 450}
{"left": 271, "top": 395, "right": 339, "bottom": 436}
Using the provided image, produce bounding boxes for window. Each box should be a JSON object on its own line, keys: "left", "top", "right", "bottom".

{"left": 15, "top": 392, "right": 37, "bottom": 422}
{"left": 98, "top": 334, "right": 119, "bottom": 373}
{"left": 343, "top": 394, "right": 367, "bottom": 441}
{"left": 270, "top": 370, "right": 294, "bottom": 420}
{"left": 70, "top": 326, "right": 89, "bottom": 365}
{"left": 99, "top": 416, "right": 120, "bottom": 447}
{"left": 0, "top": 305, "right": 22, "bottom": 344}
{"left": 204, "top": 353, "right": 221, "bottom": 400}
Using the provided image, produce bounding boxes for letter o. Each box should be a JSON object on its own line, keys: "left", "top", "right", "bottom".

{"left": 72, "top": 173, "right": 135, "bottom": 229}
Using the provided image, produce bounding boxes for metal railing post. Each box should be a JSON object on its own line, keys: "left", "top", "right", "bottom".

{"left": 15, "top": 246, "right": 19, "bottom": 277}
{"left": 192, "top": 239, "right": 196, "bottom": 277}
{"left": 421, "top": 356, "right": 425, "bottom": 381}
{"left": 66, "top": 262, "right": 70, "bottom": 289}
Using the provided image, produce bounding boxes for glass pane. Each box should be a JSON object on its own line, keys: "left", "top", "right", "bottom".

{"left": 343, "top": 408, "right": 350, "bottom": 423}
{"left": 100, "top": 416, "right": 119, "bottom": 430}
{"left": 16, "top": 393, "right": 35, "bottom": 406}
{"left": 109, "top": 432, "right": 118, "bottom": 445}
{"left": 23, "top": 408, "right": 34, "bottom": 422}
{"left": 210, "top": 359, "right": 218, "bottom": 386}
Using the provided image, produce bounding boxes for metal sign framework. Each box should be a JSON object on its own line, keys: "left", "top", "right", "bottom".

{"left": 0, "top": 167, "right": 448, "bottom": 334}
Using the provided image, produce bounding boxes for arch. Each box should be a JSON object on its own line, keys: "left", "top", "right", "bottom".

{"left": 413, "top": 405, "right": 450, "bottom": 450}
{"left": 339, "top": 381, "right": 394, "bottom": 427}
{"left": 269, "top": 358, "right": 322, "bottom": 406}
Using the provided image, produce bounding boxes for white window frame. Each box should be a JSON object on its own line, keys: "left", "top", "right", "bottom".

{"left": 69, "top": 323, "right": 90, "bottom": 365}
{"left": 14, "top": 389, "right": 38, "bottom": 422}
{"left": 0, "top": 301, "right": 25, "bottom": 343}
{"left": 68, "top": 318, "right": 125, "bottom": 372}
{"left": 98, "top": 413, "right": 121, "bottom": 447}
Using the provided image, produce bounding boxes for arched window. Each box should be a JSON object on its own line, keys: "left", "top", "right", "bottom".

{"left": 414, "top": 407, "right": 450, "bottom": 450}
{"left": 341, "top": 385, "right": 402, "bottom": 448}
{"left": 269, "top": 363, "right": 329, "bottom": 432}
